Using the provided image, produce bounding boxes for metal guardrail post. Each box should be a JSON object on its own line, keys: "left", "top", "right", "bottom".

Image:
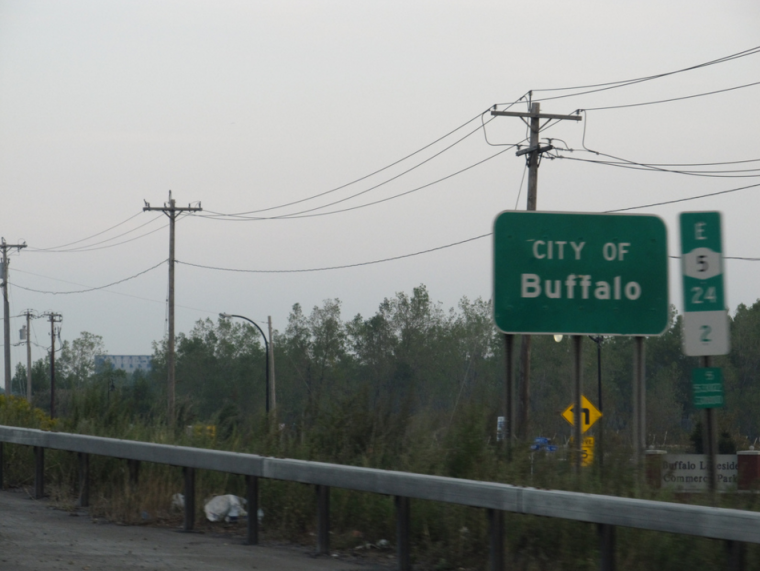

{"left": 128, "top": 459, "right": 140, "bottom": 487}
{"left": 598, "top": 524, "right": 615, "bottom": 571}
{"left": 34, "top": 446, "right": 45, "bottom": 499}
{"left": 726, "top": 540, "right": 745, "bottom": 571}
{"left": 316, "top": 484, "right": 330, "bottom": 554}
{"left": 78, "top": 452, "right": 89, "bottom": 508}
{"left": 246, "top": 475, "right": 259, "bottom": 545}
{"left": 183, "top": 467, "right": 195, "bottom": 531}
{"left": 488, "top": 508, "right": 504, "bottom": 571}
{"left": 396, "top": 496, "right": 410, "bottom": 571}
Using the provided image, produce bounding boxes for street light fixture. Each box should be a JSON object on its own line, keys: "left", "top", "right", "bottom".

{"left": 219, "top": 313, "right": 270, "bottom": 414}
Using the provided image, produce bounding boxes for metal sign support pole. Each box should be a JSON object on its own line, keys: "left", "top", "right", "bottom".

{"left": 504, "top": 333, "right": 514, "bottom": 459}
{"left": 701, "top": 355, "right": 718, "bottom": 494}
{"left": 632, "top": 336, "right": 646, "bottom": 467}
{"left": 573, "top": 335, "right": 583, "bottom": 474}
{"left": 596, "top": 337, "right": 604, "bottom": 478}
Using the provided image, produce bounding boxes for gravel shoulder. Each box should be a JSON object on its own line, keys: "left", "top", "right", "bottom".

{"left": 0, "top": 488, "right": 383, "bottom": 571}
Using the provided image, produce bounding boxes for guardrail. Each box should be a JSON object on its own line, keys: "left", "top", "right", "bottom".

{"left": 0, "top": 425, "right": 754, "bottom": 570}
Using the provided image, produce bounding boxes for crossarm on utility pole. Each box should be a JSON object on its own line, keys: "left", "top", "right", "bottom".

{"left": 490, "top": 110, "right": 582, "bottom": 121}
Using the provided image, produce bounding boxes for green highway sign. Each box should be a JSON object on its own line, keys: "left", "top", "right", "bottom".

{"left": 692, "top": 367, "right": 724, "bottom": 409}
{"left": 493, "top": 211, "right": 669, "bottom": 335}
{"left": 679, "top": 212, "right": 730, "bottom": 356}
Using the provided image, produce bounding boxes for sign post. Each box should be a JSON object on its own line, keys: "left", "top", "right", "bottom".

{"left": 680, "top": 211, "right": 729, "bottom": 494}
{"left": 493, "top": 211, "right": 669, "bottom": 472}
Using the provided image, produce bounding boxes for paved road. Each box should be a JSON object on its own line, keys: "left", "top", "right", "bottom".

{"left": 0, "top": 489, "right": 383, "bottom": 571}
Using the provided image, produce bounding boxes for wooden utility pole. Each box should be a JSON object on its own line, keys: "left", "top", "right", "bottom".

{"left": 490, "top": 103, "right": 581, "bottom": 440}
{"left": 21, "top": 310, "right": 35, "bottom": 402}
{"left": 143, "top": 192, "right": 202, "bottom": 422}
{"left": 1, "top": 239, "right": 27, "bottom": 395}
{"left": 268, "top": 316, "right": 276, "bottom": 413}
{"left": 44, "top": 312, "right": 62, "bottom": 418}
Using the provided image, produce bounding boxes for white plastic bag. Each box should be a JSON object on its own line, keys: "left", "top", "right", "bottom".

{"left": 203, "top": 494, "right": 248, "bottom": 522}
{"left": 171, "top": 493, "right": 185, "bottom": 510}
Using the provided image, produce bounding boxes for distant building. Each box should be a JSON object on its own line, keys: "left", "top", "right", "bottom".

{"left": 95, "top": 355, "right": 152, "bottom": 374}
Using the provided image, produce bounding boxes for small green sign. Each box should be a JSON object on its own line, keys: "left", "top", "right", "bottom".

{"left": 680, "top": 212, "right": 725, "bottom": 313}
{"left": 692, "top": 367, "right": 724, "bottom": 409}
{"left": 679, "top": 212, "right": 730, "bottom": 356}
{"left": 492, "top": 212, "right": 669, "bottom": 335}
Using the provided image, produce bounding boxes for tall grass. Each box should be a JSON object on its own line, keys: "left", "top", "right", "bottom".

{"left": 1, "top": 388, "right": 758, "bottom": 570}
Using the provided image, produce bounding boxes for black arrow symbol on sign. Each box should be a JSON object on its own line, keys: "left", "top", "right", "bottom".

{"left": 570, "top": 407, "right": 591, "bottom": 425}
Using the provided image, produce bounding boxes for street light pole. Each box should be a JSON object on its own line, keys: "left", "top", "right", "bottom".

{"left": 220, "top": 314, "right": 269, "bottom": 414}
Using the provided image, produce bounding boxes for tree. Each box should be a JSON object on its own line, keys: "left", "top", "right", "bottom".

{"left": 59, "top": 331, "right": 106, "bottom": 387}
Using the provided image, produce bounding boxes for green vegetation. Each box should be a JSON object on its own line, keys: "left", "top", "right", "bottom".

{"left": 3, "top": 285, "right": 760, "bottom": 569}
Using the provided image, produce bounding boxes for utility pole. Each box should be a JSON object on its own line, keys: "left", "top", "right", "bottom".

{"left": 43, "top": 312, "right": 62, "bottom": 418}
{"left": 491, "top": 103, "right": 581, "bottom": 440}
{"left": 143, "top": 191, "right": 202, "bottom": 422}
{"left": 268, "top": 316, "right": 276, "bottom": 413}
{"left": 20, "top": 310, "right": 36, "bottom": 403}
{"left": 1, "top": 238, "right": 27, "bottom": 395}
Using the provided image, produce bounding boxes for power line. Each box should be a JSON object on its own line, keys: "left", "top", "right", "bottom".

{"left": 11, "top": 267, "right": 219, "bottom": 314}
{"left": 177, "top": 233, "right": 490, "bottom": 273}
{"left": 28, "top": 215, "right": 165, "bottom": 252}
{"left": 480, "top": 94, "right": 530, "bottom": 147}
{"left": 582, "top": 158, "right": 760, "bottom": 168}
{"left": 30, "top": 211, "right": 144, "bottom": 251}
{"left": 202, "top": 120, "right": 503, "bottom": 221}
{"left": 203, "top": 109, "right": 490, "bottom": 218}
{"left": 199, "top": 145, "right": 520, "bottom": 221}
{"left": 579, "top": 80, "right": 760, "bottom": 112}
{"left": 552, "top": 154, "right": 760, "bottom": 178}
{"left": 563, "top": 147, "right": 760, "bottom": 171}
{"left": 725, "top": 257, "right": 760, "bottom": 261}
{"left": 605, "top": 181, "right": 760, "bottom": 212}
{"left": 525, "top": 45, "right": 760, "bottom": 102}
{"left": 11, "top": 180, "right": 760, "bottom": 295}
{"left": 533, "top": 46, "right": 760, "bottom": 92}
{"left": 26, "top": 222, "right": 170, "bottom": 253}
{"left": 669, "top": 255, "right": 760, "bottom": 261}
{"left": 179, "top": 222, "right": 760, "bottom": 276}
{"left": 12, "top": 259, "right": 167, "bottom": 294}
{"left": 202, "top": 122, "right": 556, "bottom": 222}
{"left": 178, "top": 180, "right": 760, "bottom": 274}
{"left": 568, "top": 110, "right": 760, "bottom": 178}
{"left": 576, "top": 158, "right": 760, "bottom": 173}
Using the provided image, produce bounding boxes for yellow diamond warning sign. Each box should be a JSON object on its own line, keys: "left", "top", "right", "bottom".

{"left": 561, "top": 395, "right": 602, "bottom": 433}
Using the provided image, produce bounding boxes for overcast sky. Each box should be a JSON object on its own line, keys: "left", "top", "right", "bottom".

{"left": 1, "top": 0, "right": 759, "bottom": 372}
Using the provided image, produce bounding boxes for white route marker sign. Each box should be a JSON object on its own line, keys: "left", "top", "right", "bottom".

{"left": 679, "top": 212, "right": 730, "bottom": 356}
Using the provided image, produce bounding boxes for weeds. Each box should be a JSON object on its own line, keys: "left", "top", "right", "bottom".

{"left": 1, "top": 390, "right": 759, "bottom": 570}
